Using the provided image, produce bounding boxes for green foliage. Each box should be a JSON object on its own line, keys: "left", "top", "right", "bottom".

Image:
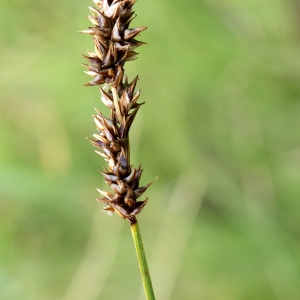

{"left": 1, "top": 0, "right": 300, "bottom": 299}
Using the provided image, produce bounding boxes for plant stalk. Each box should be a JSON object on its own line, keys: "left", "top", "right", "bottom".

{"left": 111, "top": 86, "right": 131, "bottom": 165}
{"left": 111, "top": 87, "right": 123, "bottom": 125}
{"left": 131, "top": 220, "right": 155, "bottom": 300}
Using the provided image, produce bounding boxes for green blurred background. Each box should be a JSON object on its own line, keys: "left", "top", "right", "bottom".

{"left": 1, "top": 0, "right": 300, "bottom": 299}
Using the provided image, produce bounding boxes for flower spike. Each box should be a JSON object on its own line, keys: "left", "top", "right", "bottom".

{"left": 81, "top": 0, "right": 150, "bottom": 223}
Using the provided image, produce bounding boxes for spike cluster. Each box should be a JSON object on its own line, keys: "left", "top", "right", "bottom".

{"left": 81, "top": 0, "right": 151, "bottom": 224}
{"left": 81, "top": 0, "right": 146, "bottom": 88}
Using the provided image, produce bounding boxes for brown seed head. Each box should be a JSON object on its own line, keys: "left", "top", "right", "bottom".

{"left": 81, "top": 0, "right": 151, "bottom": 223}
{"left": 80, "top": 0, "right": 146, "bottom": 88}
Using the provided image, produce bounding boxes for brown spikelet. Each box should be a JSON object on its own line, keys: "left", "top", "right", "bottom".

{"left": 80, "top": 0, "right": 147, "bottom": 88}
{"left": 81, "top": 0, "right": 151, "bottom": 223}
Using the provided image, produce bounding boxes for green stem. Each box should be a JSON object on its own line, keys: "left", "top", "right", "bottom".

{"left": 131, "top": 220, "right": 156, "bottom": 300}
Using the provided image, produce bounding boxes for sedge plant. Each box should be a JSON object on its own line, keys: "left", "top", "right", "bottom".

{"left": 80, "top": 1, "right": 155, "bottom": 299}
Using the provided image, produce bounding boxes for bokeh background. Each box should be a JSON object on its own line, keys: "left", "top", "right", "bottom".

{"left": 1, "top": 0, "right": 300, "bottom": 299}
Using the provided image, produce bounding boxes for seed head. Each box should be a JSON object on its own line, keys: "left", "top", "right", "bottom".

{"left": 80, "top": 0, "right": 146, "bottom": 88}
{"left": 81, "top": 0, "right": 151, "bottom": 224}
